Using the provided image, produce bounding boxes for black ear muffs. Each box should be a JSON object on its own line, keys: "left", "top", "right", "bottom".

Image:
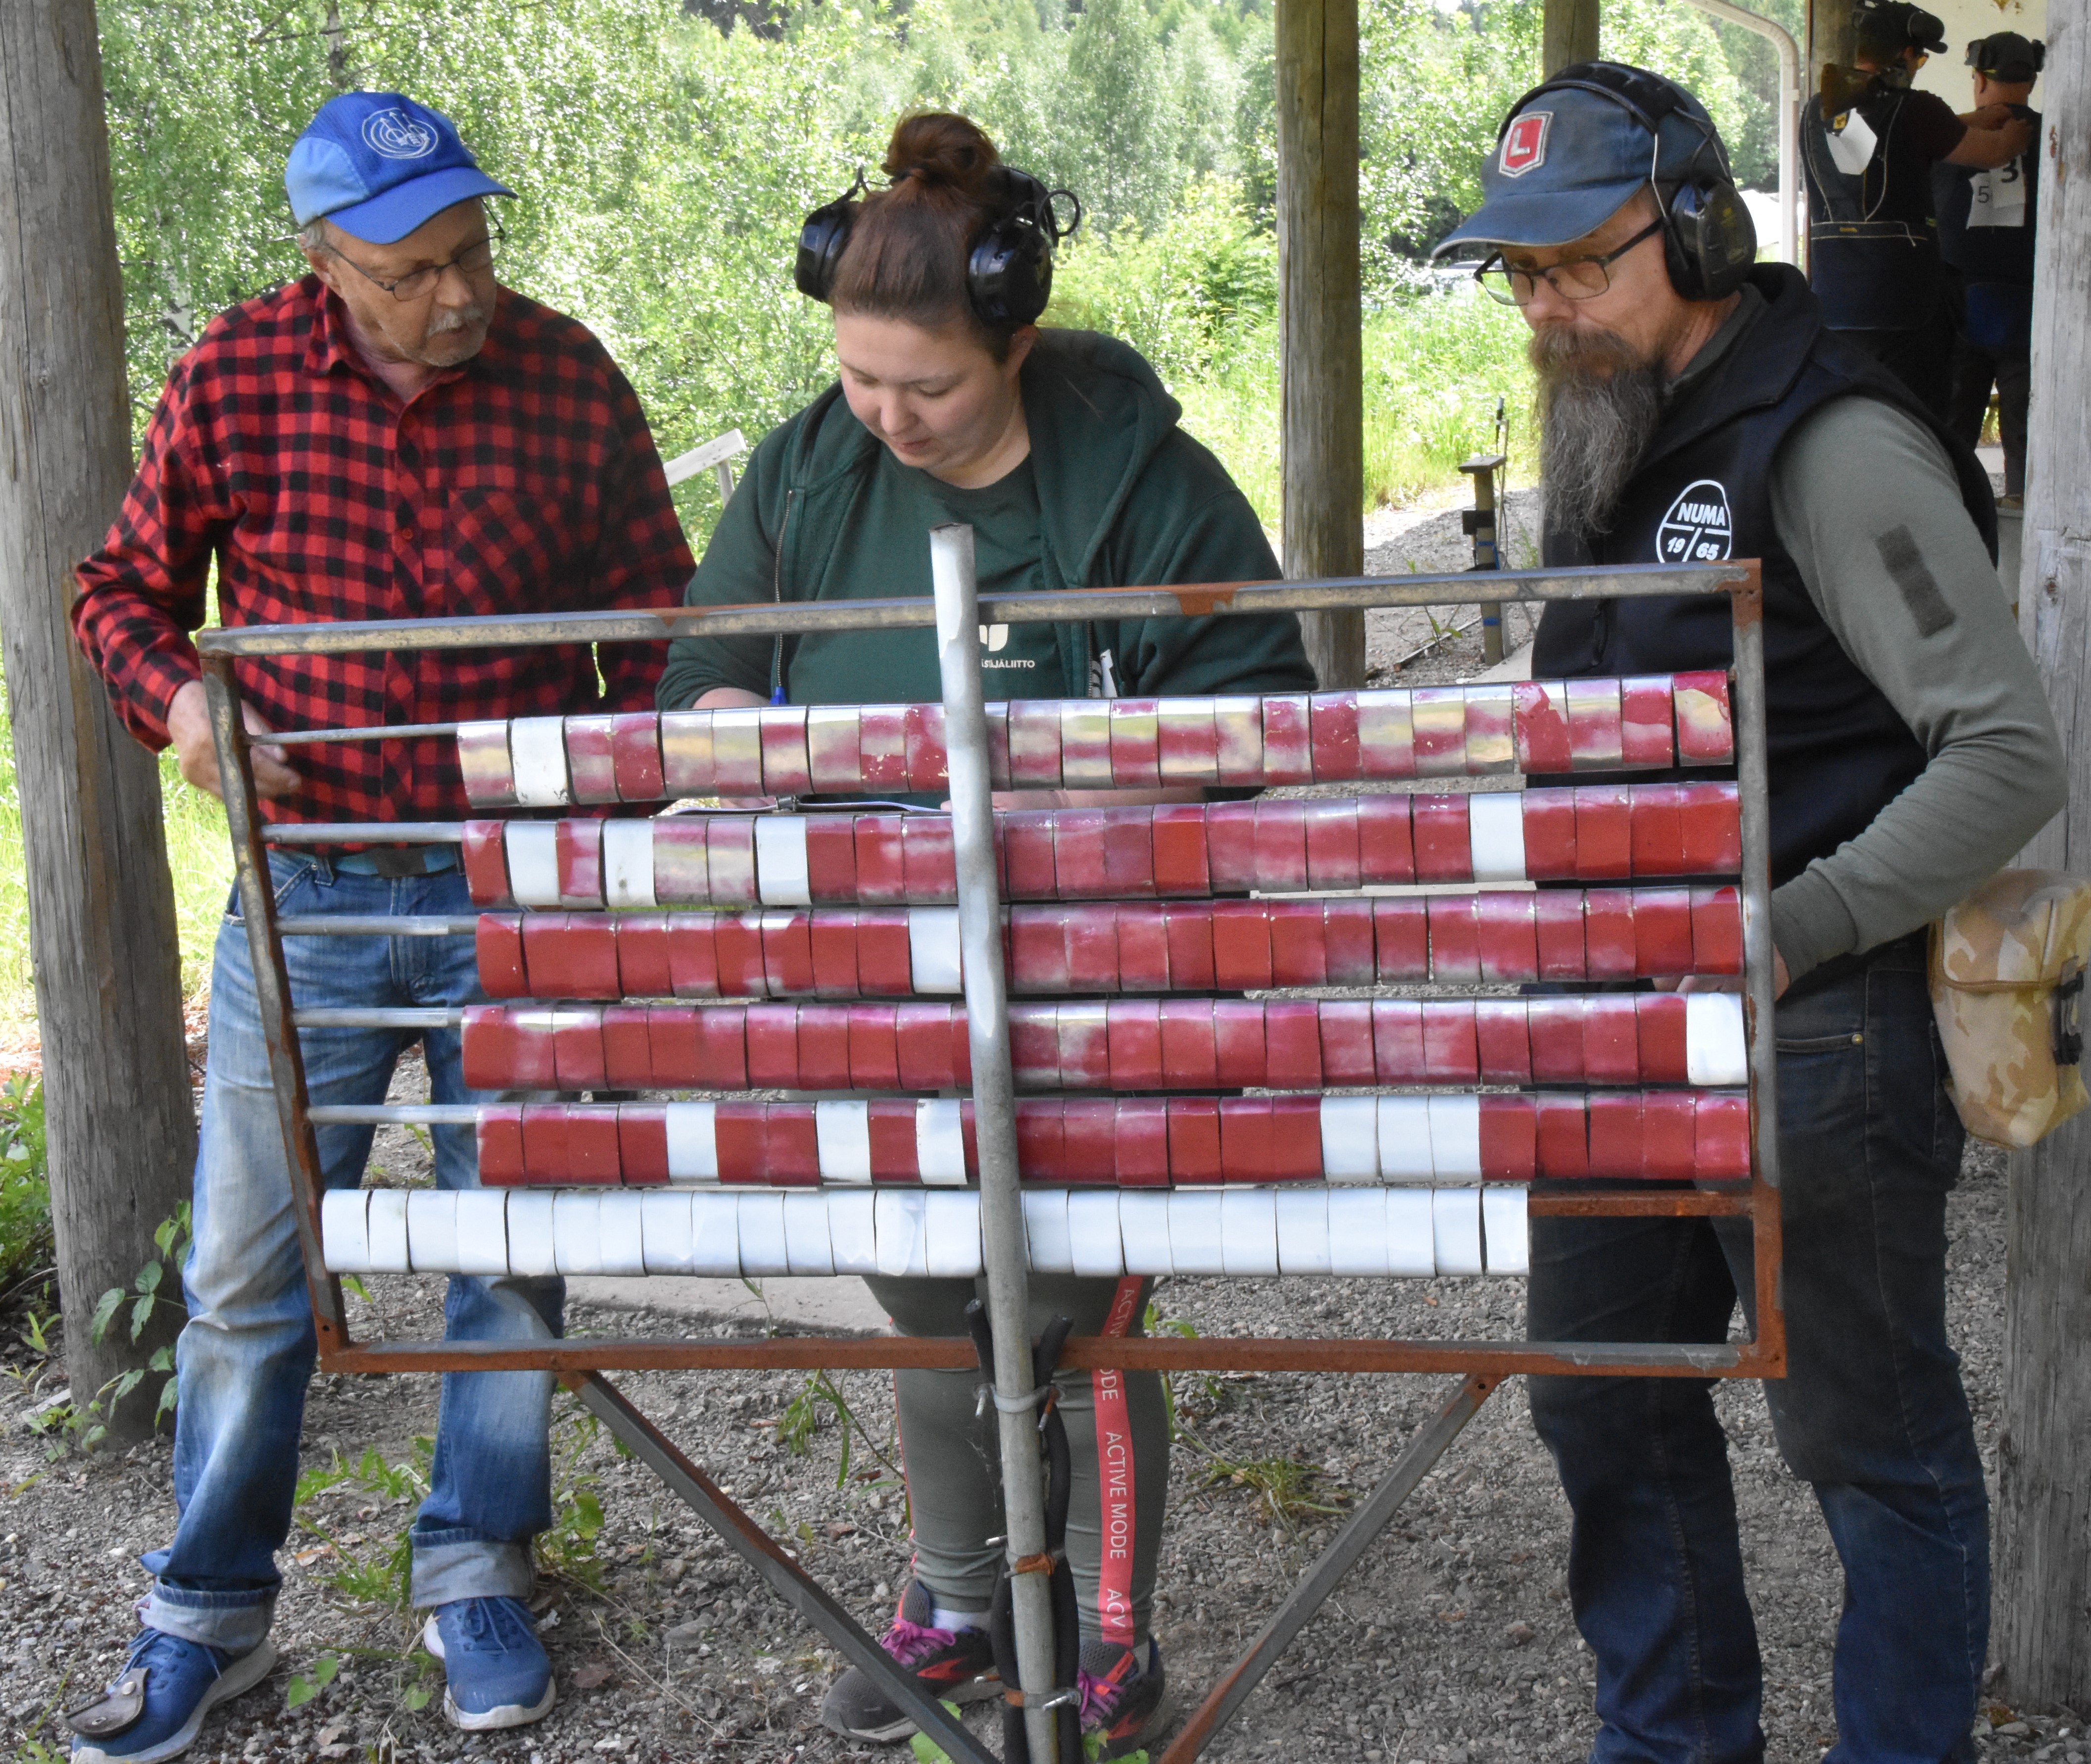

{"left": 1514, "top": 60, "right": 1755, "bottom": 302}
{"left": 794, "top": 164, "right": 1081, "bottom": 326}
{"left": 794, "top": 172, "right": 867, "bottom": 303}
{"left": 967, "top": 167, "right": 1082, "bottom": 327}
{"left": 1663, "top": 174, "right": 1757, "bottom": 300}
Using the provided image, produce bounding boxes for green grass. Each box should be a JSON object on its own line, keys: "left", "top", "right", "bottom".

{"left": 0, "top": 673, "right": 232, "bottom": 1031}
{"left": 1175, "top": 296, "right": 1536, "bottom": 529}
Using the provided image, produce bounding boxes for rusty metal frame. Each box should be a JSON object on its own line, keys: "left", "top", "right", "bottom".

{"left": 198, "top": 557, "right": 1783, "bottom": 1762}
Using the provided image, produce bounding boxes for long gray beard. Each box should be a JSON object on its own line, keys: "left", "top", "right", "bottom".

{"left": 1531, "top": 327, "right": 1666, "bottom": 548}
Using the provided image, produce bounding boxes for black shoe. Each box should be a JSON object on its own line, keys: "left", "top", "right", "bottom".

{"left": 1078, "top": 1636, "right": 1173, "bottom": 1760}
{"left": 818, "top": 1580, "right": 999, "bottom": 1745}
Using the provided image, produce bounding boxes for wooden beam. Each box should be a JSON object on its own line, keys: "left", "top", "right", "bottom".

{"left": 1804, "top": 0, "right": 1854, "bottom": 96}
{"left": 1275, "top": 0, "right": 1364, "bottom": 690}
{"left": 0, "top": 0, "right": 194, "bottom": 1440}
{"left": 1542, "top": 0, "right": 1601, "bottom": 76}
{"left": 2001, "top": 4, "right": 2091, "bottom": 1710}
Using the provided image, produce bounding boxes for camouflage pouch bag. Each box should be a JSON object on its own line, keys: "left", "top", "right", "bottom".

{"left": 1930, "top": 870, "right": 2091, "bottom": 1148}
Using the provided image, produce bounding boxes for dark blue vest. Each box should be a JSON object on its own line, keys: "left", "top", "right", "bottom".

{"left": 1801, "top": 81, "right": 1943, "bottom": 331}
{"left": 1533, "top": 265, "right": 1995, "bottom": 890}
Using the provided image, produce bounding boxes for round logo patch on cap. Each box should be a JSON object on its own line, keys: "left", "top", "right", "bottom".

{"left": 361, "top": 108, "right": 438, "bottom": 160}
{"left": 1500, "top": 111, "right": 1552, "bottom": 178}
{"left": 1656, "top": 479, "right": 1734, "bottom": 563}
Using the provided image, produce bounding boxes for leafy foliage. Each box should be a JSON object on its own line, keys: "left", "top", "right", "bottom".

{"left": 0, "top": 1075, "right": 50, "bottom": 1291}
{"left": 94, "top": 0, "right": 1772, "bottom": 557}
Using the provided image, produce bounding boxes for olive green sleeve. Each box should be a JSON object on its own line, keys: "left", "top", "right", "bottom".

{"left": 1097, "top": 435, "right": 1316, "bottom": 697}
{"left": 1766, "top": 395, "right": 2066, "bottom": 980}
{"left": 655, "top": 427, "right": 795, "bottom": 710}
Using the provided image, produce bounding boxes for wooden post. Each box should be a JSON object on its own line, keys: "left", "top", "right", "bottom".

{"left": 0, "top": 0, "right": 195, "bottom": 1439}
{"left": 1275, "top": 0, "right": 1364, "bottom": 690}
{"left": 2000, "top": 5, "right": 2091, "bottom": 1712}
{"left": 1542, "top": 0, "right": 1601, "bottom": 76}
{"left": 1805, "top": 0, "right": 1853, "bottom": 89}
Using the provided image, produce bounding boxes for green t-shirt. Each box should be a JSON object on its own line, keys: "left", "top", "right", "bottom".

{"left": 657, "top": 329, "right": 1313, "bottom": 716}
{"left": 781, "top": 453, "right": 1074, "bottom": 703}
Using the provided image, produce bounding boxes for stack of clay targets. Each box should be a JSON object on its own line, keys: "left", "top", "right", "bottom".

{"left": 324, "top": 675, "right": 1749, "bottom": 1283}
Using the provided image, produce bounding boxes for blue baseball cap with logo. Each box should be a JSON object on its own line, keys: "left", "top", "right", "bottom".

{"left": 1433, "top": 65, "right": 1729, "bottom": 255}
{"left": 286, "top": 93, "right": 513, "bottom": 245}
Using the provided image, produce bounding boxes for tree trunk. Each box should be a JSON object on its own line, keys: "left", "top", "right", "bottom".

{"left": 1542, "top": 0, "right": 1600, "bottom": 76}
{"left": 1275, "top": 0, "right": 1364, "bottom": 689}
{"left": 0, "top": 0, "right": 194, "bottom": 1440}
{"left": 1999, "top": 6, "right": 2091, "bottom": 1711}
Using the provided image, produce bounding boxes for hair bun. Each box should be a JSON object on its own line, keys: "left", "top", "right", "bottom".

{"left": 883, "top": 111, "right": 1002, "bottom": 197}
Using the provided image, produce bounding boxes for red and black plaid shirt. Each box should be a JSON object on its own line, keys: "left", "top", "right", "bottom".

{"left": 73, "top": 276, "right": 694, "bottom": 829}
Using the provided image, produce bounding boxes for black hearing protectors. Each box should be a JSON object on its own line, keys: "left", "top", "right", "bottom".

{"left": 794, "top": 164, "right": 1082, "bottom": 328}
{"left": 1851, "top": 0, "right": 1948, "bottom": 55}
{"left": 1965, "top": 35, "right": 2045, "bottom": 75}
{"left": 1502, "top": 60, "right": 1757, "bottom": 301}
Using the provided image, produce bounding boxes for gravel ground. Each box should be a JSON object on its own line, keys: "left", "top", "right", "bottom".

{"left": 0, "top": 1147, "right": 2067, "bottom": 1764}
{"left": 2, "top": 501, "right": 2076, "bottom": 1764}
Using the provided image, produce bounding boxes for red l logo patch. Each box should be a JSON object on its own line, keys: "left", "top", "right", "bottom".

{"left": 1500, "top": 111, "right": 1552, "bottom": 178}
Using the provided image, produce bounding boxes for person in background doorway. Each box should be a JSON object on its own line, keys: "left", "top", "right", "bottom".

{"left": 1935, "top": 31, "right": 2043, "bottom": 504}
{"left": 68, "top": 91, "right": 691, "bottom": 1761}
{"left": 1801, "top": 0, "right": 2033, "bottom": 415}
{"left": 659, "top": 109, "right": 1313, "bottom": 1761}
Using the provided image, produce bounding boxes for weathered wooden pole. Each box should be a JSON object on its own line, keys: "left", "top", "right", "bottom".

{"left": 1542, "top": 0, "right": 1601, "bottom": 76}
{"left": 0, "top": 0, "right": 194, "bottom": 1438}
{"left": 1804, "top": 0, "right": 1854, "bottom": 88}
{"left": 1275, "top": 0, "right": 1365, "bottom": 689}
{"left": 2000, "top": 5, "right": 2091, "bottom": 1712}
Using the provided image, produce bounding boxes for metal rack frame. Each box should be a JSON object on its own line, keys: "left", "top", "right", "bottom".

{"left": 198, "top": 553, "right": 1779, "bottom": 1764}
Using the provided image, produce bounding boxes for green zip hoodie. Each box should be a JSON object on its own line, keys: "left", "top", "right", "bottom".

{"left": 656, "top": 329, "right": 1314, "bottom": 710}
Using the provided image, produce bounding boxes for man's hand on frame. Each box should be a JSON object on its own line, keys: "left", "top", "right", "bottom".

{"left": 166, "top": 679, "right": 300, "bottom": 801}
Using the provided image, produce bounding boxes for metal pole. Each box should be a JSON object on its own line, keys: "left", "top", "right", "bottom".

{"left": 1459, "top": 453, "right": 1508, "bottom": 665}
{"left": 1675, "top": 0, "right": 1801, "bottom": 266}
{"left": 1157, "top": 1374, "right": 1499, "bottom": 1764}
{"left": 929, "top": 521, "right": 1062, "bottom": 1764}
{"left": 201, "top": 656, "right": 353, "bottom": 1357}
{"left": 1727, "top": 572, "right": 1787, "bottom": 1373}
{"left": 567, "top": 1373, "right": 999, "bottom": 1764}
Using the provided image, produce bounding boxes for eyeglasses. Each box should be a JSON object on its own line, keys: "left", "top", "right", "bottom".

{"left": 321, "top": 221, "right": 504, "bottom": 301}
{"left": 1472, "top": 217, "right": 1665, "bottom": 306}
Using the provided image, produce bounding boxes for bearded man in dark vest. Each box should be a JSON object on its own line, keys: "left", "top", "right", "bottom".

{"left": 1435, "top": 63, "right": 2065, "bottom": 1764}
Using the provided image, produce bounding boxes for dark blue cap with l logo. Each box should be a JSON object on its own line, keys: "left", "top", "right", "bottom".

{"left": 286, "top": 93, "right": 513, "bottom": 245}
{"left": 1433, "top": 65, "right": 1729, "bottom": 254}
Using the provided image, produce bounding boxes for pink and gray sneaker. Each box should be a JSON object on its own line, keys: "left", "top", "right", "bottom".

{"left": 818, "top": 1579, "right": 1000, "bottom": 1744}
{"left": 1078, "top": 1636, "right": 1173, "bottom": 1760}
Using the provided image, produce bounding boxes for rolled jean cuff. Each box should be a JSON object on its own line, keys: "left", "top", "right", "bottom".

{"left": 410, "top": 1531, "right": 535, "bottom": 1609}
{"left": 141, "top": 1584, "right": 276, "bottom": 1655}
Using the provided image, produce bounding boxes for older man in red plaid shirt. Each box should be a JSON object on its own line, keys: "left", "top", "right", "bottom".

{"left": 67, "top": 93, "right": 690, "bottom": 1761}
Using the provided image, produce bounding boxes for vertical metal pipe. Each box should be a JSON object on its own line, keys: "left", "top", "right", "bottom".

{"left": 1460, "top": 454, "right": 1507, "bottom": 665}
{"left": 1727, "top": 573, "right": 1786, "bottom": 1373}
{"left": 929, "top": 522, "right": 1061, "bottom": 1764}
{"left": 201, "top": 655, "right": 352, "bottom": 1354}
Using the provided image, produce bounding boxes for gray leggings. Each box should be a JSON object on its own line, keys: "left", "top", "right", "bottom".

{"left": 864, "top": 1273, "right": 1171, "bottom": 1648}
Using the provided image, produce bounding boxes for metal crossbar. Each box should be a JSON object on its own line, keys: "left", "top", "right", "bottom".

{"left": 197, "top": 550, "right": 1780, "bottom": 1763}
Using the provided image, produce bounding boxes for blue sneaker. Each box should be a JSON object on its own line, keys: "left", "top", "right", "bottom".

{"left": 421, "top": 1597, "right": 556, "bottom": 1731}
{"left": 66, "top": 1629, "right": 277, "bottom": 1763}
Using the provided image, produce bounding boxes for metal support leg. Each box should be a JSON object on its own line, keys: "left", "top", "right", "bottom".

{"left": 567, "top": 1373, "right": 998, "bottom": 1764}
{"left": 1157, "top": 1374, "right": 1502, "bottom": 1764}
{"left": 931, "top": 522, "right": 1062, "bottom": 1764}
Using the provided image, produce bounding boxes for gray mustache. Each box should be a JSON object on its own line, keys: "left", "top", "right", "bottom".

{"left": 426, "top": 305, "right": 486, "bottom": 338}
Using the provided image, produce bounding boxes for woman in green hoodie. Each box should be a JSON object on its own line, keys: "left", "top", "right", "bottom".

{"left": 660, "top": 110, "right": 1313, "bottom": 1757}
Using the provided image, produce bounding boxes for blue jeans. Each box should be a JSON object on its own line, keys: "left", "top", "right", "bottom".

{"left": 1527, "top": 947, "right": 1986, "bottom": 1764}
{"left": 141, "top": 854, "right": 562, "bottom": 1653}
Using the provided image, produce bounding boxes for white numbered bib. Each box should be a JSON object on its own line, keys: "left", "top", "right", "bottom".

{"left": 1968, "top": 158, "right": 2029, "bottom": 229}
